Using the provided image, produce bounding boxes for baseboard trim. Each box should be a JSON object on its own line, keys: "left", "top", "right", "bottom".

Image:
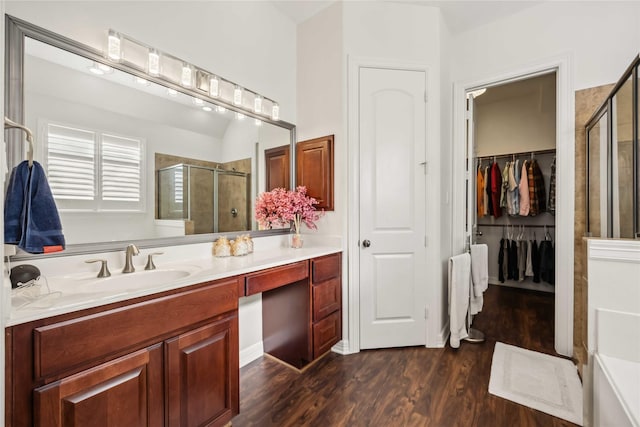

{"left": 239, "top": 342, "right": 264, "bottom": 368}
{"left": 331, "top": 339, "right": 352, "bottom": 355}
{"left": 433, "top": 320, "right": 449, "bottom": 348}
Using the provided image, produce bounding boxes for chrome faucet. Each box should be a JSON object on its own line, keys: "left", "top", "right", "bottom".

{"left": 122, "top": 244, "right": 140, "bottom": 273}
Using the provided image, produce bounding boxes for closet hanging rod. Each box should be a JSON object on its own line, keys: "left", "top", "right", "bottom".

{"left": 476, "top": 223, "right": 555, "bottom": 228}
{"left": 4, "top": 117, "right": 34, "bottom": 167}
{"left": 476, "top": 148, "right": 556, "bottom": 162}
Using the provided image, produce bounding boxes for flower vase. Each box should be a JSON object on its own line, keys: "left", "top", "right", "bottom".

{"left": 290, "top": 233, "right": 303, "bottom": 249}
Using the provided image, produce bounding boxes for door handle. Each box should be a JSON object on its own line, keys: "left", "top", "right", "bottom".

{"left": 362, "top": 239, "right": 371, "bottom": 248}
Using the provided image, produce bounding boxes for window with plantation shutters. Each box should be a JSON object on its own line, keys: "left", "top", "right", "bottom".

{"left": 45, "top": 122, "right": 145, "bottom": 212}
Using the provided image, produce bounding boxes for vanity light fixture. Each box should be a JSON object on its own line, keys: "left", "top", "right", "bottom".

{"left": 254, "top": 95, "right": 262, "bottom": 114}
{"left": 105, "top": 29, "right": 282, "bottom": 120}
{"left": 209, "top": 75, "right": 220, "bottom": 98}
{"left": 167, "top": 88, "right": 178, "bottom": 96}
{"left": 148, "top": 49, "right": 160, "bottom": 76}
{"left": 254, "top": 119, "right": 262, "bottom": 126}
{"left": 181, "top": 63, "right": 194, "bottom": 88}
{"left": 107, "top": 29, "right": 122, "bottom": 61}
{"left": 202, "top": 106, "right": 212, "bottom": 112}
{"left": 233, "top": 86, "right": 243, "bottom": 106}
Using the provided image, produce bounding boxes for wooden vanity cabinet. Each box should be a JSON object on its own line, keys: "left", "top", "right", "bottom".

{"left": 6, "top": 277, "right": 239, "bottom": 427}
{"left": 259, "top": 253, "right": 342, "bottom": 369}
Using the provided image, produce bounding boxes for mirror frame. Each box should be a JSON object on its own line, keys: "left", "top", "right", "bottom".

{"left": 4, "top": 15, "right": 297, "bottom": 259}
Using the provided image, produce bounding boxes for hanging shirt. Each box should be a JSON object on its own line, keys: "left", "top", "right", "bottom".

{"left": 477, "top": 166, "right": 485, "bottom": 218}
{"left": 491, "top": 162, "right": 503, "bottom": 218}
{"left": 529, "top": 159, "right": 546, "bottom": 216}
{"left": 500, "top": 161, "right": 510, "bottom": 209}
{"left": 486, "top": 164, "right": 493, "bottom": 217}
{"left": 507, "top": 161, "right": 518, "bottom": 215}
{"left": 548, "top": 158, "right": 556, "bottom": 215}
{"left": 512, "top": 159, "right": 520, "bottom": 215}
{"left": 483, "top": 166, "right": 490, "bottom": 216}
{"left": 519, "top": 160, "right": 530, "bottom": 216}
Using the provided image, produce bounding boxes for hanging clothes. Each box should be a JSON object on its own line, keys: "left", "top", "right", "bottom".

{"left": 498, "top": 237, "right": 506, "bottom": 283}
{"left": 519, "top": 160, "right": 530, "bottom": 216}
{"left": 477, "top": 165, "right": 485, "bottom": 218}
{"left": 539, "top": 240, "right": 555, "bottom": 285}
{"left": 528, "top": 159, "right": 546, "bottom": 216}
{"left": 518, "top": 236, "right": 527, "bottom": 281}
{"left": 525, "top": 239, "right": 534, "bottom": 277}
{"left": 512, "top": 159, "right": 520, "bottom": 215}
{"left": 507, "top": 161, "right": 519, "bottom": 216}
{"left": 508, "top": 239, "right": 519, "bottom": 281}
{"left": 548, "top": 158, "right": 556, "bottom": 215}
{"left": 486, "top": 164, "right": 493, "bottom": 217}
{"left": 490, "top": 162, "right": 503, "bottom": 218}
{"left": 500, "top": 161, "right": 510, "bottom": 209}
{"left": 531, "top": 239, "right": 541, "bottom": 283}
{"left": 483, "top": 166, "right": 490, "bottom": 216}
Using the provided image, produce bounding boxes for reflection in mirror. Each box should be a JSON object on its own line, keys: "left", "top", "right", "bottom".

{"left": 587, "top": 112, "right": 608, "bottom": 237}
{"left": 612, "top": 76, "right": 634, "bottom": 238}
{"left": 20, "top": 36, "right": 292, "bottom": 246}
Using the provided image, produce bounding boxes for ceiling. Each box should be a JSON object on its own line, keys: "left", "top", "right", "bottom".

{"left": 270, "top": 0, "right": 543, "bottom": 35}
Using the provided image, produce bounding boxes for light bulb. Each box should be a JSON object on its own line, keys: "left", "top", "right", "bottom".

{"left": 193, "top": 97, "right": 204, "bottom": 106}
{"left": 271, "top": 103, "right": 280, "bottom": 121}
{"left": 107, "top": 30, "right": 122, "bottom": 61}
{"left": 209, "top": 76, "right": 220, "bottom": 98}
{"left": 254, "top": 119, "right": 262, "bottom": 127}
{"left": 167, "top": 88, "right": 178, "bottom": 96}
{"left": 89, "top": 62, "right": 113, "bottom": 75}
{"left": 236, "top": 112, "right": 245, "bottom": 120}
{"left": 254, "top": 95, "right": 262, "bottom": 114}
{"left": 202, "top": 106, "right": 212, "bottom": 112}
{"left": 181, "top": 63, "right": 194, "bottom": 87}
{"left": 233, "top": 86, "right": 243, "bottom": 106}
{"left": 148, "top": 49, "right": 160, "bottom": 76}
{"left": 217, "top": 105, "right": 226, "bottom": 113}
{"left": 135, "top": 76, "right": 149, "bottom": 85}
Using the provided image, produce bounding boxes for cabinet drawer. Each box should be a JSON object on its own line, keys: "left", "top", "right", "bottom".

{"left": 312, "top": 277, "right": 341, "bottom": 322}
{"left": 34, "top": 278, "right": 239, "bottom": 380}
{"left": 245, "top": 261, "right": 308, "bottom": 296}
{"left": 311, "top": 253, "right": 340, "bottom": 284}
{"left": 313, "top": 310, "right": 341, "bottom": 358}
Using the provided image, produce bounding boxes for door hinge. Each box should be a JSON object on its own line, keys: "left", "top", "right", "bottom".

{"left": 424, "top": 235, "right": 428, "bottom": 247}
{"left": 424, "top": 91, "right": 428, "bottom": 103}
{"left": 424, "top": 307, "right": 429, "bottom": 319}
{"left": 465, "top": 110, "right": 472, "bottom": 120}
{"left": 420, "top": 161, "right": 428, "bottom": 175}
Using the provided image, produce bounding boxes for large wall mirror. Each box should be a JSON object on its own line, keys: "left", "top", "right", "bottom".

{"left": 5, "top": 16, "right": 295, "bottom": 257}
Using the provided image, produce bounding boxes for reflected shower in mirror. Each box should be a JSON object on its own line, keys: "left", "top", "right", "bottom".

{"left": 19, "top": 36, "right": 291, "bottom": 245}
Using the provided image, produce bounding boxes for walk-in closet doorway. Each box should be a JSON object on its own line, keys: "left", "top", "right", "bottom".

{"left": 452, "top": 55, "right": 575, "bottom": 357}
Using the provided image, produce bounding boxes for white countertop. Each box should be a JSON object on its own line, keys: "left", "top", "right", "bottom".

{"left": 7, "top": 235, "right": 342, "bottom": 326}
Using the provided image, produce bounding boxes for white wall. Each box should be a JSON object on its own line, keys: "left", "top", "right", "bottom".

{"left": 450, "top": 2, "right": 640, "bottom": 90}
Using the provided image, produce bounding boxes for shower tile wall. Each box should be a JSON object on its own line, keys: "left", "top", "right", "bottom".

{"left": 218, "top": 158, "right": 251, "bottom": 233}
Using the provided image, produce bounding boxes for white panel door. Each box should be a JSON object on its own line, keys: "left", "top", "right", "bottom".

{"left": 359, "top": 67, "right": 427, "bottom": 349}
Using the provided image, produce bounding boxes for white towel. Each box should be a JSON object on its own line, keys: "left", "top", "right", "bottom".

{"left": 448, "top": 253, "right": 471, "bottom": 348}
{"left": 469, "top": 244, "right": 489, "bottom": 315}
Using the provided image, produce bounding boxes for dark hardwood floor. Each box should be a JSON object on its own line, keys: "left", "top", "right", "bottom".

{"left": 232, "top": 285, "right": 578, "bottom": 427}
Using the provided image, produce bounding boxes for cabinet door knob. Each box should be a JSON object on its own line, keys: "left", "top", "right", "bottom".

{"left": 362, "top": 239, "right": 371, "bottom": 248}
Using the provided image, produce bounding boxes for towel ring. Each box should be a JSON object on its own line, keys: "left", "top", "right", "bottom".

{"left": 4, "top": 116, "right": 34, "bottom": 167}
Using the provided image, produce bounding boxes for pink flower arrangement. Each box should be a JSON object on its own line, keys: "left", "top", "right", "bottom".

{"left": 255, "top": 186, "right": 321, "bottom": 233}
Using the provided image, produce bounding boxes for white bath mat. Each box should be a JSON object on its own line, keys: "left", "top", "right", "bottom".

{"left": 489, "top": 342, "right": 583, "bottom": 426}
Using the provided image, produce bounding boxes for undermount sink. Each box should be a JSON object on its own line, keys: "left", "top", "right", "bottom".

{"left": 71, "top": 268, "right": 198, "bottom": 294}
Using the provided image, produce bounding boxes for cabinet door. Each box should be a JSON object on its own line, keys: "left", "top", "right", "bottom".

{"left": 165, "top": 316, "right": 239, "bottom": 427}
{"left": 264, "top": 145, "right": 290, "bottom": 191}
{"left": 33, "top": 344, "right": 163, "bottom": 427}
{"left": 296, "top": 135, "right": 334, "bottom": 210}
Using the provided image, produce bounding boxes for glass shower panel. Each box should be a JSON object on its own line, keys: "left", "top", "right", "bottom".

{"left": 612, "top": 76, "right": 634, "bottom": 238}
{"left": 158, "top": 164, "right": 188, "bottom": 220}
{"left": 587, "top": 113, "right": 608, "bottom": 237}
{"left": 216, "top": 172, "right": 250, "bottom": 233}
